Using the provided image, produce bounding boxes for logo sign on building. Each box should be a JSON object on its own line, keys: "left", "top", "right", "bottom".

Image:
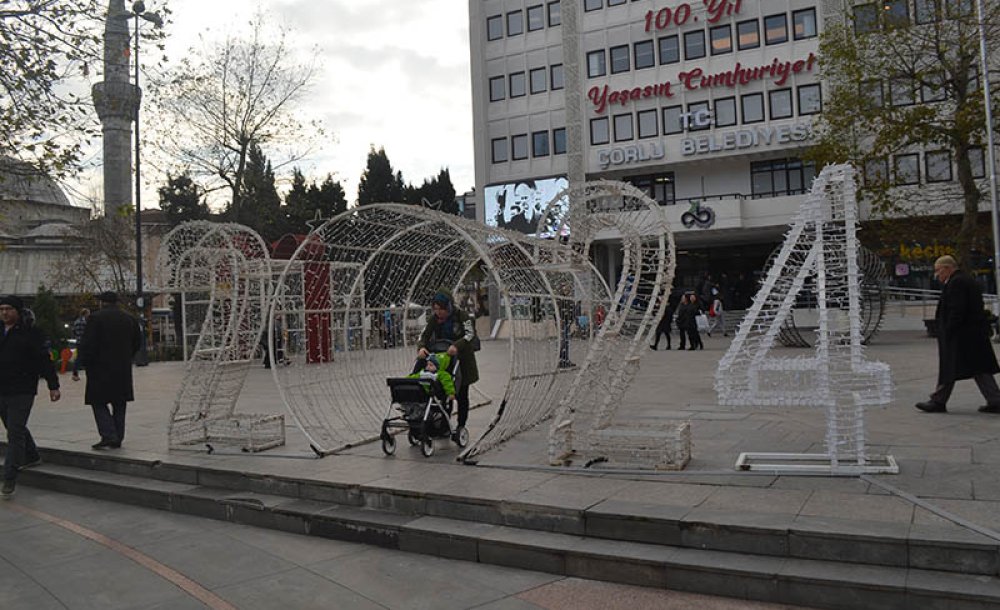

{"left": 484, "top": 176, "right": 569, "bottom": 236}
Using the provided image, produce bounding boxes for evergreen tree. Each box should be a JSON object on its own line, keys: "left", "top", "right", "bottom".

{"left": 404, "top": 168, "right": 458, "bottom": 214}
{"left": 158, "top": 173, "right": 210, "bottom": 227}
{"left": 238, "top": 142, "right": 286, "bottom": 240}
{"left": 357, "top": 146, "right": 405, "bottom": 206}
{"left": 31, "top": 285, "right": 66, "bottom": 348}
{"left": 284, "top": 169, "right": 349, "bottom": 233}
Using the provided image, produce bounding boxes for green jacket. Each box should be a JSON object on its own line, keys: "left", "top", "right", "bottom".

{"left": 419, "top": 293, "right": 479, "bottom": 386}
{"left": 407, "top": 352, "right": 456, "bottom": 397}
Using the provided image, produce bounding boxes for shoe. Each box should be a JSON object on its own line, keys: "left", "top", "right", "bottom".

{"left": 688, "top": 347, "right": 696, "bottom": 351}
{"left": 978, "top": 404, "right": 1000, "bottom": 413}
{"left": 18, "top": 457, "right": 41, "bottom": 471}
{"left": 1, "top": 480, "right": 15, "bottom": 499}
{"left": 649, "top": 345, "right": 656, "bottom": 351}
{"left": 92, "top": 439, "right": 118, "bottom": 449}
{"left": 915, "top": 401, "right": 947, "bottom": 413}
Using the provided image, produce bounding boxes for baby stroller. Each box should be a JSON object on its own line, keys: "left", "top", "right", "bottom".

{"left": 380, "top": 343, "right": 470, "bottom": 457}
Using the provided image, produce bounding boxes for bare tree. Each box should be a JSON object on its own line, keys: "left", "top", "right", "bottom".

{"left": 149, "top": 13, "right": 323, "bottom": 215}
{"left": 48, "top": 215, "right": 134, "bottom": 297}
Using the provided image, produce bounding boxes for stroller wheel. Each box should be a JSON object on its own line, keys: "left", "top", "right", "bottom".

{"left": 453, "top": 426, "right": 470, "bottom": 448}
{"left": 407, "top": 430, "right": 419, "bottom": 446}
{"left": 420, "top": 436, "right": 434, "bottom": 457}
{"left": 381, "top": 434, "right": 396, "bottom": 456}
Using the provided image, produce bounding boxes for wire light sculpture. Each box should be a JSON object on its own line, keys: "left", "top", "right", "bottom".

{"left": 538, "top": 181, "right": 682, "bottom": 469}
{"left": 157, "top": 221, "right": 285, "bottom": 452}
{"left": 715, "top": 164, "right": 896, "bottom": 474}
{"left": 770, "top": 245, "right": 888, "bottom": 348}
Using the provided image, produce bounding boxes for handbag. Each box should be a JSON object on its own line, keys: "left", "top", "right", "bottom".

{"left": 696, "top": 313, "right": 709, "bottom": 332}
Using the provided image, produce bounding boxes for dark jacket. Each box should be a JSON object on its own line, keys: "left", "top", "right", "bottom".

{"left": 675, "top": 301, "right": 697, "bottom": 330}
{"left": 80, "top": 304, "right": 141, "bottom": 405}
{"left": 656, "top": 303, "right": 676, "bottom": 332}
{"left": 419, "top": 303, "right": 479, "bottom": 387}
{"left": 935, "top": 270, "right": 1000, "bottom": 384}
{"left": 0, "top": 322, "right": 59, "bottom": 396}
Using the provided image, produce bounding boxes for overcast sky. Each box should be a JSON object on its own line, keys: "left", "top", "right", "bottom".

{"left": 72, "top": 0, "right": 474, "bottom": 209}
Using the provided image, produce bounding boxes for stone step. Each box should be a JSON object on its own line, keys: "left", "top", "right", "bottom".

{"left": 16, "top": 461, "right": 1000, "bottom": 610}
{"left": 14, "top": 446, "right": 1000, "bottom": 578}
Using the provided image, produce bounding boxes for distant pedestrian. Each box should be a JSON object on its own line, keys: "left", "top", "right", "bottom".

{"left": 650, "top": 295, "right": 677, "bottom": 351}
{"left": 0, "top": 295, "right": 61, "bottom": 499}
{"left": 707, "top": 287, "right": 725, "bottom": 337}
{"left": 677, "top": 293, "right": 703, "bottom": 350}
{"left": 916, "top": 256, "right": 1000, "bottom": 414}
{"left": 80, "top": 292, "right": 140, "bottom": 449}
{"left": 71, "top": 308, "right": 89, "bottom": 381}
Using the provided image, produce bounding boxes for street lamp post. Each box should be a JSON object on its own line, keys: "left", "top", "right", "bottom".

{"left": 123, "top": 1, "right": 162, "bottom": 365}
{"left": 975, "top": 0, "right": 1000, "bottom": 297}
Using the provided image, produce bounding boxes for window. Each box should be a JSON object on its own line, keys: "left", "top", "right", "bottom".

{"left": 507, "top": 11, "right": 524, "bottom": 36}
{"left": 915, "top": 0, "right": 939, "bottom": 23}
{"left": 860, "top": 80, "right": 883, "bottom": 108}
{"left": 751, "top": 158, "right": 816, "bottom": 197}
{"left": 626, "top": 173, "right": 675, "bottom": 206}
{"left": 487, "top": 15, "right": 503, "bottom": 41}
{"left": 894, "top": 154, "right": 920, "bottom": 185}
{"left": 637, "top": 109, "right": 658, "bottom": 138}
{"left": 587, "top": 50, "right": 606, "bottom": 77}
{"left": 792, "top": 8, "right": 817, "bottom": 39}
{"left": 883, "top": 0, "right": 909, "bottom": 25}
{"left": 741, "top": 92, "right": 765, "bottom": 123}
{"left": 946, "top": 0, "right": 973, "bottom": 17}
{"left": 527, "top": 5, "right": 545, "bottom": 31}
{"left": 714, "top": 97, "right": 737, "bottom": 127}
{"left": 551, "top": 64, "right": 565, "bottom": 89}
{"left": 511, "top": 134, "right": 528, "bottom": 160}
{"left": 553, "top": 128, "right": 567, "bottom": 154}
{"left": 530, "top": 68, "right": 547, "bottom": 94}
{"left": 614, "top": 113, "right": 634, "bottom": 141}
{"left": 687, "top": 101, "right": 711, "bottom": 131}
{"left": 926, "top": 151, "right": 952, "bottom": 182}
{"left": 968, "top": 148, "right": 986, "bottom": 178}
{"left": 584, "top": 0, "right": 602, "bottom": 12}
{"left": 853, "top": 4, "right": 879, "bottom": 34}
{"left": 737, "top": 20, "right": 760, "bottom": 49}
{"left": 610, "top": 45, "right": 630, "bottom": 74}
{"left": 710, "top": 25, "right": 732, "bottom": 55}
{"left": 889, "top": 78, "right": 914, "bottom": 106}
{"left": 532, "top": 131, "right": 550, "bottom": 157}
{"left": 591, "top": 117, "right": 610, "bottom": 145}
{"left": 684, "top": 30, "right": 706, "bottom": 59}
{"left": 608, "top": 0, "right": 626, "bottom": 5}
{"left": 921, "top": 72, "right": 946, "bottom": 102}
{"left": 798, "top": 84, "right": 822, "bottom": 114}
{"left": 489, "top": 76, "right": 505, "bottom": 102}
{"left": 548, "top": 1, "right": 562, "bottom": 26}
{"left": 769, "top": 89, "right": 793, "bottom": 119}
{"left": 663, "top": 105, "right": 684, "bottom": 134}
{"left": 864, "top": 157, "right": 889, "bottom": 186}
{"left": 491, "top": 137, "right": 508, "bottom": 163}
{"left": 764, "top": 14, "right": 787, "bottom": 44}
{"left": 509, "top": 71, "right": 526, "bottom": 98}
{"left": 659, "top": 35, "right": 680, "bottom": 64}
{"left": 634, "top": 40, "right": 655, "bottom": 69}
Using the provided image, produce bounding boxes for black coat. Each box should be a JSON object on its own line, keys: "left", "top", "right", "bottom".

{"left": 0, "top": 322, "right": 59, "bottom": 396}
{"left": 935, "top": 271, "right": 1000, "bottom": 385}
{"left": 80, "top": 304, "right": 140, "bottom": 405}
{"left": 675, "top": 302, "right": 697, "bottom": 330}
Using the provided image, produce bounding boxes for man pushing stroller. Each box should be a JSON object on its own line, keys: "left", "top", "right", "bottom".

{"left": 417, "top": 290, "right": 479, "bottom": 438}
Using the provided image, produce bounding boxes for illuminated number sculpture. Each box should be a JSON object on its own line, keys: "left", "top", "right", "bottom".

{"left": 157, "top": 222, "right": 285, "bottom": 452}
{"left": 715, "top": 164, "right": 896, "bottom": 473}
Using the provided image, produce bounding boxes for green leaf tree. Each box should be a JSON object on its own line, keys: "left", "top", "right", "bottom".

{"left": 808, "top": 3, "right": 1000, "bottom": 266}
{"left": 284, "top": 168, "right": 348, "bottom": 233}
{"left": 158, "top": 172, "right": 210, "bottom": 226}
{"left": 405, "top": 168, "right": 458, "bottom": 214}
{"left": 32, "top": 285, "right": 67, "bottom": 348}
{"left": 357, "top": 146, "right": 405, "bottom": 205}
{"left": 238, "top": 142, "right": 285, "bottom": 241}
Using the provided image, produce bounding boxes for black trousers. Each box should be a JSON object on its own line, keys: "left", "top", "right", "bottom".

{"left": 931, "top": 374, "right": 1000, "bottom": 406}
{"left": 0, "top": 394, "right": 39, "bottom": 482}
{"left": 651, "top": 325, "right": 670, "bottom": 349}
{"left": 92, "top": 401, "right": 127, "bottom": 443}
{"left": 456, "top": 382, "right": 470, "bottom": 428}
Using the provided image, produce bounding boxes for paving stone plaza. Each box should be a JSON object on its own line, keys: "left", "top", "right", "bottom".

{"left": 4, "top": 316, "right": 1000, "bottom": 608}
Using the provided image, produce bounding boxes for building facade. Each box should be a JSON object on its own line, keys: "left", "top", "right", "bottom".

{"left": 468, "top": 0, "right": 997, "bottom": 297}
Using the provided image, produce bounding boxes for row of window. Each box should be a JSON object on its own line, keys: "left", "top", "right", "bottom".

{"left": 861, "top": 69, "right": 979, "bottom": 108}
{"left": 487, "top": 2, "right": 561, "bottom": 41}
{"left": 588, "top": 86, "right": 822, "bottom": 145}
{"left": 491, "top": 128, "right": 568, "bottom": 163}
{"left": 853, "top": 0, "right": 973, "bottom": 34}
{"left": 624, "top": 159, "right": 816, "bottom": 205}
{"left": 586, "top": 9, "right": 816, "bottom": 78}
{"left": 864, "top": 149, "right": 988, "bottom": 186}
{"left": 489, "top": 64, "right": 564, "bottom": 101}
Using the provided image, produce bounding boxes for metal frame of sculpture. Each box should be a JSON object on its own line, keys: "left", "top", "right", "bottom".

{"left": 538, "top": 181, "right": 682, "bottom": 469}
{"left": 157, "top": 222, "right": 285, "bottom": 452}
{"left": 770, "top": 245, "right": 888, "bottom": 348}
{"left": 714, "top": 164, "right": 896, "bottom": 474}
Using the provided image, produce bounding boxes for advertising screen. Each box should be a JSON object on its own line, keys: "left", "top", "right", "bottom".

{"left": 483, "top": 176, "right": 569, "bottom": 236}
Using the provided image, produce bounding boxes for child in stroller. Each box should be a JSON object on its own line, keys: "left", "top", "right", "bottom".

{"left": 380, "top": 348, "right": 470, "bottom": 457}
